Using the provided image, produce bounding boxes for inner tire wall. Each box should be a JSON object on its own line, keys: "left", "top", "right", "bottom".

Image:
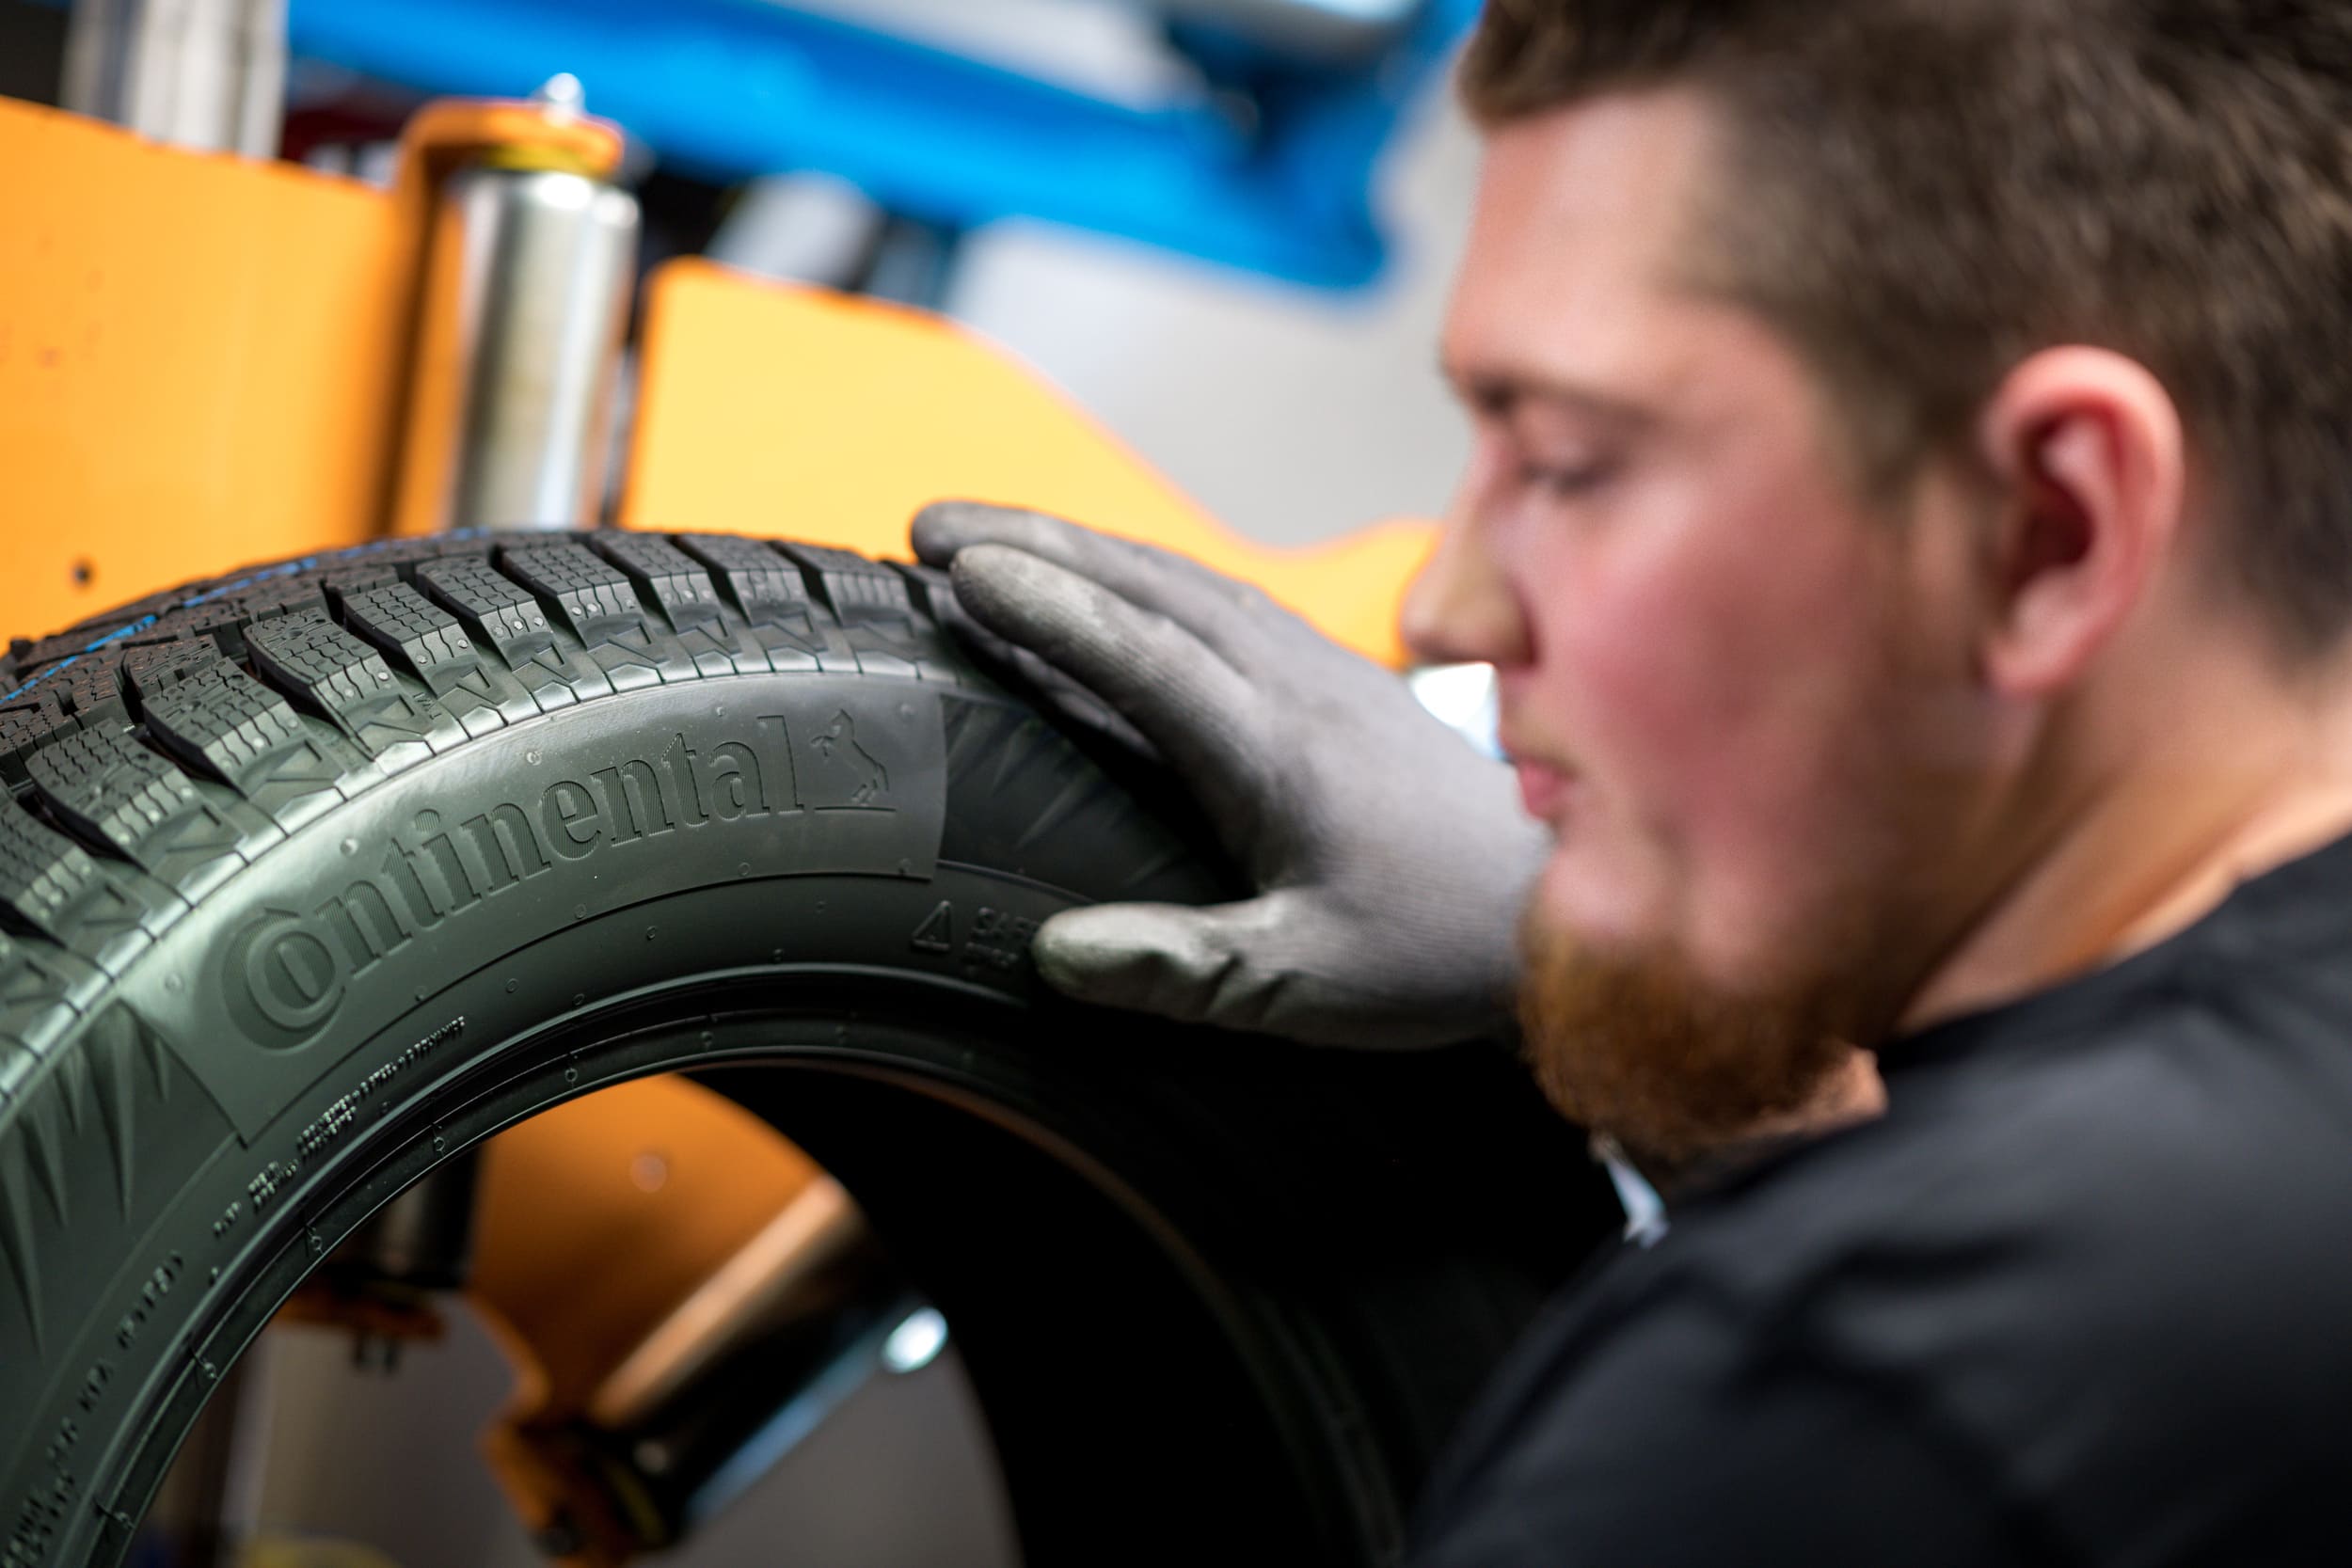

{"left": 0, "top": 531, "right": 1609, "bottom": 1568}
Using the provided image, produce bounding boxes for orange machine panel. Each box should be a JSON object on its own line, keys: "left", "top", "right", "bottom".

{"left": 621, "top": 260, "right": 1435, "bottom": 667}
{"left": 468, "top": 1074, "right": 823, "bottom": 1418}
{"left": 0, "top": 96, "right": 409, "bottom": 641}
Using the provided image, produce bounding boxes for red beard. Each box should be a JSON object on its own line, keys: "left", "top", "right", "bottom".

{"left": 1516, "top": 906, "right": 1872, "bottom": 1168}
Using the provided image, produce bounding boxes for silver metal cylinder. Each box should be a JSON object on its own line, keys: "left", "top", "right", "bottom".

{"left": 412, "top": 162, "right": 640, "bottom": 532}
{"left": 64, "top": 0, "right": 285, "bottom": 157}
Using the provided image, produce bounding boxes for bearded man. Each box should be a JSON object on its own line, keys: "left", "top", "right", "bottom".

{"left": 911, "top": 1, "right": 2352, "bottom": 1561}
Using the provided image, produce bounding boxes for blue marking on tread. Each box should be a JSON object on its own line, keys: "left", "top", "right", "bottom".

{"left": 0, "top": 613, "right": 159, "bottom": 706}
{"left": 184, "top": 556, "right": 326, "bottom": 607}
{"left": 86, "top": 617, "right": 157, "bottom": 649}
{"left": 1, "top": 530, "right": 501, "bottom": 708}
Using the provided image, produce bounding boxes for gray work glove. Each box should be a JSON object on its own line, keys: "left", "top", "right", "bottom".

{"left": 911, "top": 500, "right": 1549, "bottom": 1048}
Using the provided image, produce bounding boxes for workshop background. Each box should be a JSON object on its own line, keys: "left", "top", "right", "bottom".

{"left": 0, "top": 2, "right": 1479, "bottom": 1564}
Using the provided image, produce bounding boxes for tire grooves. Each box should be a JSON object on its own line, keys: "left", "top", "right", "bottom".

{"left": 0, "top": 528, "right": 989, "bottom": 1109}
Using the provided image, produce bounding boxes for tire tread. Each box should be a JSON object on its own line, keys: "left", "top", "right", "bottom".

{"left": 0, "top": 527, "right": 1179, "bottom": 1120}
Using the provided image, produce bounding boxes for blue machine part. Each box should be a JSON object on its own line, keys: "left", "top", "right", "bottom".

{"left": 278, "top": 0, "right": 1480, "bottom": 288}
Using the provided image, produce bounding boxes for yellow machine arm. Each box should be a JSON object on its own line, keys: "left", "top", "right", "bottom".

{"left": 0, "top": 95, "right": 1433, "bottom": 666}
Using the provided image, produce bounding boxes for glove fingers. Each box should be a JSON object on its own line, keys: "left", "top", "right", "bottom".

{"left": 914, "top": 499, "right": 1289, "bottom": 666}
{"left": 949, "top": 545, "right": 1265, "bottom": 805}
{"left": 999, "top": 653, "right": 1163, "bottom": 762}
{"left": 918, "top": 564, "right": 1163, "bottom": 759}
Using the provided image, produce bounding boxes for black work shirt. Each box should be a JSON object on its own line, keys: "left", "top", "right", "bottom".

{"left": 1410, "top": 831, "right": 2352, "bottom": 1566}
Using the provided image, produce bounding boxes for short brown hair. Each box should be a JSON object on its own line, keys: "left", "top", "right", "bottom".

{"left": 1461, "top": 1, "right": 2352, "bottom": 658}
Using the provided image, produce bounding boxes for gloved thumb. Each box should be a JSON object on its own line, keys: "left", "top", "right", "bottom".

{"left": 1035, "top": 893, "right": 1434, "bottom": 1045}
{"left": 1033, "top": 896, "right": 1290, "bottom": 1031}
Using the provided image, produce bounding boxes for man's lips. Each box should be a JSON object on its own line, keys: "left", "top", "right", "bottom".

{"left": 1514, "top": 758, "right": 1576, "bottom": 821}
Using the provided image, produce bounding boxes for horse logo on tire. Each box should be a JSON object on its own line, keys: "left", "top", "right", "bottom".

{"left": 814, "top": 710, "right": 889, "bottom": 806}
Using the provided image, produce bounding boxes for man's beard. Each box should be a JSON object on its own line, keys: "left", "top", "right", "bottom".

{"left": 1516, "top": 906, "right": 1881, "bottom": 1172}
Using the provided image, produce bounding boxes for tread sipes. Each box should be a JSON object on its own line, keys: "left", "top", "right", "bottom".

{"left": 0, "top": 528, "right": 1183, "bottom": 1122}
{"left": 0, "top": 533, "right": 940, "bottom": 1112}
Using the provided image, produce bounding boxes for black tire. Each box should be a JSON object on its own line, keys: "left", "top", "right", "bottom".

{"left": 0, "top": 530, "right": 1611, "bottom": 1568}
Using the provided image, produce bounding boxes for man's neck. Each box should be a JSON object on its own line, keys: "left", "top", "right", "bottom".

{"left": 1900, "top": 649, "right": 2352, "bottom": 1034}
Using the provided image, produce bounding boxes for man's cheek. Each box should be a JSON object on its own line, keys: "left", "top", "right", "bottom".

{"left": 1549, "top": 622, "right": 1837, "bottom": 950}
{"left": 1558, "top": 614, "right": 1740, "bottom": 823}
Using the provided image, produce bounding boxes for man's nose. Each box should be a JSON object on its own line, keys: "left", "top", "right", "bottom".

{"left": 1401, "top": 502, "right": 1531, "bottom": 669}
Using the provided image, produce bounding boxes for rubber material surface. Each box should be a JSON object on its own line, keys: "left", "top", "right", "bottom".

{"left": 0, "top": 531, "right": 1608, "bottom": 1567}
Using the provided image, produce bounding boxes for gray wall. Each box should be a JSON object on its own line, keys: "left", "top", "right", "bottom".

{"left": 232, "top": 1310, "right": 1016, "bottom": 1567}
{"left": 947, "top": 91, "right": 1479, "bottom": 548}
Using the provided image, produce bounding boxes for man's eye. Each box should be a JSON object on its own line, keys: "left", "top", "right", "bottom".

{"left": 1518, "top": 459, "right": 1615, "bottom": 498}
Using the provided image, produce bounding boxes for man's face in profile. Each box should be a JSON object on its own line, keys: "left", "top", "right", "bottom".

{"left": 1418, "top": 89, "right": 1999, "bottom": 1160}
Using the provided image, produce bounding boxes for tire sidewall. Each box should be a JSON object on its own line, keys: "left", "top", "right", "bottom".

{"left": 7, "top": 673, "right": 1095, "bottom": 1565}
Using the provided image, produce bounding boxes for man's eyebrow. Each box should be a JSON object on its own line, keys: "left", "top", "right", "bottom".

{"left": 1438, "top": 356, "right": 1651, "bottom": 425}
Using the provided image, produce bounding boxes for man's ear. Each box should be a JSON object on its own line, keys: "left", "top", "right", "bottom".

{"left": 1972, "top": 347, "right": 2186, "bottom": 698}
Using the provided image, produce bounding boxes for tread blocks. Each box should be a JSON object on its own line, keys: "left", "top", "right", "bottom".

{"left": 778, "top": 545, "right": 961, "bottom": 681}
{"left": 24, "top": 726, "right": 276, "bottom": 899}
{"left": 597, "top": 534, "right": 724, "bottom": 633}
{"left": 779, "top": 543, "right": 916, "bottom": 626}
{"left": 892, "top": 562, "right": 955, "bottom": 618}
{"left": 681, "top": 533, "right": 815, "bottom": 625}
{"left": 341, "top": 582, "right": 484, "bottom": 697}
{"left": 0, "top": 798, "right": 174, "bottom": 973}
{"left": 124, "top": 598, "right": 246, "bottom": 655}
{"left": 141, "top": 663, "right": 358, "bottom": 830}
{"left": 678, "top": 533, "right": 828, "bottom": 671}
{"left": 0, "top": 704, "right": 72, "bottom": 789}
{"left": 501, "top": 544, "right": 646, "bottom": 647}
{"left": 415, "top": 557, "right": 555, "bottom": 667}
{"left": 319, "top": 562, "right": 403, "bottom": 601}
{"left": 245, "top": 610, "right": 398, "bottom": 714}
{"left": 224, "top": 578, "right": 328, "bottom": 628}
{"left": 42, "top": 659, "right": 125, "bottom": 731}
{"left": 6, "top": 629, "right": 130, "bottom": 678}
{"left": 26, "top": 729, "right": 197, "bottom": 851}
{"left": 141, "top": 664, "right": 308, "bottom": 784}
{"left": 0, "top": 653, "right": 133, "bottom": 785}
{"left": 246, "top": 610, "right": 463, "bottom": 767}
{"left": 0, "top": 800, "right": 108, "bottom": 941}
{"left": 121, "top": 639, "right": 226, "bottom": 710}
{"left": 687, "top": 533, "right": 814, "bottom": 620}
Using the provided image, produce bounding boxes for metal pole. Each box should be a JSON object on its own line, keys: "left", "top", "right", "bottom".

{"left": 63, "top": 0, "right": 284, "bottom": 157}
{"left": 402, "top": 77, "right": 642, "bottom": 532}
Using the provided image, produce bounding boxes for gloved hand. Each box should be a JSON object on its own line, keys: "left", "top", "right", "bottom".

{"left": 911, "top": 500, "right": 1550, "bottom": 1048}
